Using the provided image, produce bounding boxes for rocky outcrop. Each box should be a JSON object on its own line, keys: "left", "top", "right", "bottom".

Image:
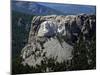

{"left": 21, "top": 14, "right": 96, "bottom": 67}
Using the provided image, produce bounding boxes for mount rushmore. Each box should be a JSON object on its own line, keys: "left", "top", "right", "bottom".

{"left": 20, "top": 14, "right": 96, "bottom": 70}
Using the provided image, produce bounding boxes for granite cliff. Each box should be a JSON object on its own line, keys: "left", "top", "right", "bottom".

{"left": 20, "top": 14, "right": 96, "bottom": 70}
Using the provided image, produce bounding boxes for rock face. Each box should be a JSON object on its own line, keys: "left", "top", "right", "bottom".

{"left": 37, "top": 20, "right": 58, "bottom": 37}
{"left": 21, "top": 14, "right": 96, "bottom": 67}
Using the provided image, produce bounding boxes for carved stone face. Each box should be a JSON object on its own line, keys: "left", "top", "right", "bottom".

{"left": 37, "top": 20, "right": 58, "bottom": 37}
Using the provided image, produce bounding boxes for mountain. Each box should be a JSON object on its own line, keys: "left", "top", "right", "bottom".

{"left": 12, "top": 14, "right": 96, "bottom": 74}
{"left": 12, "top": 1, "right": 96, "bottom": 74}
{"left": 11, "top": 1, "right": 65, "bottom": 15}
{"left": 12, "top": 1, "right": 96, "bottom": 15}
{"left": 38, "top": 2, "right": 96, "bottom": 15}
{"left": 21, "top": 14, "right": 96, "bottom": 67}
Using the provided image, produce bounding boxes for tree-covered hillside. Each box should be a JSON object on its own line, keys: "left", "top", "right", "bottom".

{"left": 12, "top": 11, "right": 33, "bottom": 58}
